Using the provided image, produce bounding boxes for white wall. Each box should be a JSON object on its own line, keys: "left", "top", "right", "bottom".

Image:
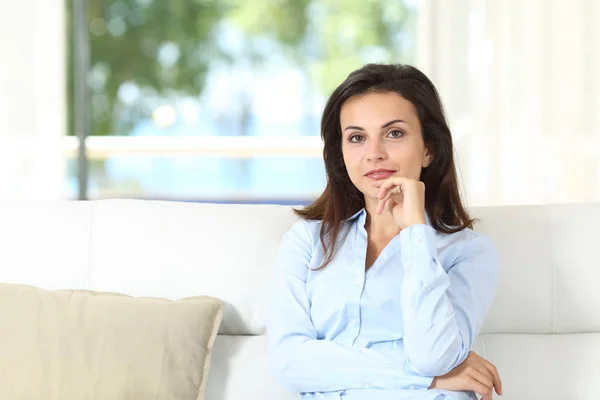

{"left": 416, "top": 0, "right": 600, "bottom": 206}
{"left": 0, "top": 0, "right": 66, "bottom": 200}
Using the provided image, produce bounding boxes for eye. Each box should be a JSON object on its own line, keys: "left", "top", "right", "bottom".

{"left": 349, "top": 134, "right": 365, "bottom": 143}
{"left": 387, "top": 129, "right": 404, "bottom": 138}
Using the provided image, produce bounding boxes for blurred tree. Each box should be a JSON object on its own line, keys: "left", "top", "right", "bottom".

{"left": 226, "top": 0, "right": 414, "bottom": 95}
{"left": 71, "top": 0, "right": 226, "bottom": 136}
{"left": 67, "top": 0, "right": 413, "bottom": 138}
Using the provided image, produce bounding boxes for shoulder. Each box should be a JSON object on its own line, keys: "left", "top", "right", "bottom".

{"left": 461, "top": 229, "right": 499, "bottom": 258}
{"left": 275, "top": 219, "right": 323, "bottom": 269}
{"left": 274, "top": 219, "right": 327, "bottom": 279}
{"left": 281, "top": 219, "right": 322, "bottom": 249}
{"left": 437, "top": 227, "right": 500, "bottom": 272}
{"left": 442, "top": 227, "right": 497, "bottom": 249}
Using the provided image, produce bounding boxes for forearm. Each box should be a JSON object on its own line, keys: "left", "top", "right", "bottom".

{"left": 399, "top": 225, "right": 471, "bottom": 376}
{"left": 269, "top": 337, "right": 433, "bottom": 393}
{"left": 401, "top": 271, "right": 467, "bottom": 376}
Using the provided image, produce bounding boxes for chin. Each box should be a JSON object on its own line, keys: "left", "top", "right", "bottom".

{"left": 361, "top": 186, "right": 378, "bottom": 200}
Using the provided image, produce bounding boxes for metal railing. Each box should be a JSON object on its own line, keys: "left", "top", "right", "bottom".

{"left": 61, "top": 135, "right": 325, "bottom": 158}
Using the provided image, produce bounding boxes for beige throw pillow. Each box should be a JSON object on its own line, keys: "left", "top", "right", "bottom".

{"left": 0, "top": 283, "right": 224, "bottom": 400}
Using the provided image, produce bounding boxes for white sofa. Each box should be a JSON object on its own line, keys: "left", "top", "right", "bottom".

{"left": 0, "top": 199, "right": 599, "bottom": 399}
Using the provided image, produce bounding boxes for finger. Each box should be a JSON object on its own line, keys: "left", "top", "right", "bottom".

{"left": 377, "top": 185, "right": 399, "bottom": 208}
{"left": 385, "top": 197, "right": 396, "bottom": 214}
{"left": 470, "top": 365, "right": 493, "bottom": 389}
{"left": 376, "top": 195, "right": 387, "bottom": 214}
{"left": 376, "top": 181, "right": 394, "bottom": 200}
{"left": 377, "top": 196, "right": 396, "bottom": 214}
{"left": 376, "top": 176, "right": 408, "bottom": 199}
{"left": 465, "top": 377, "right": 493, "bottom": 399}
{"left": 376, "top": 186, "right": 392, "bottom": 213}
{"left": 468, "top": 353, "right": 502, "bottom": 396}
{"left": 480, "top": 359, "right": 502, "bottom": 394}
{"left": 376, "top": 197, "right": 385, "bottom": 214}
{"left": 482, "top": 360, "right": 503, "bottom": 395}
{"left": 377, "top": 187, "right": 403, "bottom": 214}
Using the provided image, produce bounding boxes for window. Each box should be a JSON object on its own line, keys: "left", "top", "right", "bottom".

{"left": 68, "top": 0, "right": 418, "bottom": 203}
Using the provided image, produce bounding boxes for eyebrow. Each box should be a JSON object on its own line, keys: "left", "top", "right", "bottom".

{"left": 343, "top": 119, "right": 407, "bottom": 132}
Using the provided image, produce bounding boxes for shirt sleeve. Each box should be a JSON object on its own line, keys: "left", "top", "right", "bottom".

{"left": 267, "top": 220, "right": 434, "bottom": 394}
{"left": 399, "top": 224, "right": 500, "bottom": 377}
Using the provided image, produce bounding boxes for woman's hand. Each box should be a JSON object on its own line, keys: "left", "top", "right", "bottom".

{"left": 373, "top": 177, "right": 426, "bottom": 229}
{"left": 429, "top": 351, "right": 503, "bottom": 400}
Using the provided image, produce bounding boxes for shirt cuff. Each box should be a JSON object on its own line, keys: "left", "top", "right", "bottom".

{"left": 402, "top": 375, "right": 435, "bottom": 391}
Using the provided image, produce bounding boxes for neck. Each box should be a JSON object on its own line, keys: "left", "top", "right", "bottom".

{"left": 364, "top": 197, "right": 401, "bottom": 238}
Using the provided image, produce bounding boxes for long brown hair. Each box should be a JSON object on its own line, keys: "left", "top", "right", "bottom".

{"left": 295, "top": 63, "right": 475, "bottom": 270}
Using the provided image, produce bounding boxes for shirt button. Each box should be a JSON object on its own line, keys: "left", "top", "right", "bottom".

{"left": 414, "top": 237, "right": 422, "bottom": 245}
{"left": 409, "top": 385, "right": 416, "bottom": 390}
{"left": 364, "top": 379, "right": 372, "bottom": 388}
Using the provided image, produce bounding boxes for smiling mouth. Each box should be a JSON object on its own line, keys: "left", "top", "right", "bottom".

{"left": 365, "top": 170, "right": 395, "bottom": 180}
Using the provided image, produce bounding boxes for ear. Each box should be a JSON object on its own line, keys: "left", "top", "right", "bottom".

{"left": 422, "top": 146, "right": 434, "bottom": 168}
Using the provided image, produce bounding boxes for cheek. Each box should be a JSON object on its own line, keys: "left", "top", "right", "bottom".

{"left": 341, "top": 146, "right": 355, "bottom": 166}
{"left": 342, "top": 149, "right": 363, "bottom": 181}
{"left": 390, "top": 147, "right": 423, "bottom": 176}
{"left": 394, "top": 144, "right": 420, "bottom": 162}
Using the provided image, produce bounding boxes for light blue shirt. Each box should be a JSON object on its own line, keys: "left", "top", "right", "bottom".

{"left": 267, "top": 208, "right": 500, "bottom": 400}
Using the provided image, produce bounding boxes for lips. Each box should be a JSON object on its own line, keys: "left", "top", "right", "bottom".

{"left": 365, "top": 169, "right": 395, "bottom": 180}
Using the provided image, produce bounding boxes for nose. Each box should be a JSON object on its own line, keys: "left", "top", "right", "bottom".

{"left": 366, "top": 138, "right": 388, "bottom": 162}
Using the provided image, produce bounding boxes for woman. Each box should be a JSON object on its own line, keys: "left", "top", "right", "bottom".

{"left": 267, "top": 64, "right": 503, "bottom": 400}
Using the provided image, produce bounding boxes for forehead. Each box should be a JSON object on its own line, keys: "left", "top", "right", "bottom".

{"left": 340, "top": 92, "right": 418, "bottom": 123}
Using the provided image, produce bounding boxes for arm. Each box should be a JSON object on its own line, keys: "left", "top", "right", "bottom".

{"left": 399, "top": 225, "right": 500, "bottom": 377}
{"left": 267, "top": 221, "right": 433, "bottom": 393}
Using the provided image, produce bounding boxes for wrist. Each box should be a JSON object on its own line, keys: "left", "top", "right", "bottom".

{"left": 406, "top": 213, "right": 426, "bottom": 227}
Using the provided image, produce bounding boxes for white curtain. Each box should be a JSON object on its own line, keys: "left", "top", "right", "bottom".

{"left": 0, "top": 0, "right": 66, "bottom": 200}
{"left": 416, "top": 0, "right": 600, "bottom": 206}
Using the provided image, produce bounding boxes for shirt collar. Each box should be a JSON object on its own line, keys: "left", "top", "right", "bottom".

{"left": 345, "top": 208, "right": 366, "bottom": 222}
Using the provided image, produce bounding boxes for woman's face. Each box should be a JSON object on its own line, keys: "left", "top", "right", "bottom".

{"left": 340, "top": 91, "right": 432, "bottom": 201}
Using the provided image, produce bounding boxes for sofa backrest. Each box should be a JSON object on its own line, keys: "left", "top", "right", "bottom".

{"left": 0, "top": 199, "right": 598, "bottom": 399}
{"left": 470, "top": 203, "right": 600, "bottom": 399}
